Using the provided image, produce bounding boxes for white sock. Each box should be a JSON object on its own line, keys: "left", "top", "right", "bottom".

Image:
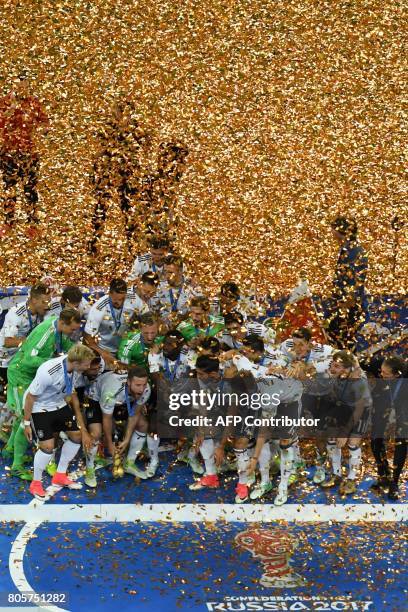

{"left": 258, "top": 442, "right": 271, "bottom": 485}
{"left": 327, "top": 442, "right": 342, "bottom": 476}
{"left": 57, "top": 439, "right": 81, "bottom": 473}
{"left": 0, "top": 403, "right": 12, "bottom": 427}
{"left": 86, "top": 442, "right": 99, "bottom": 469}
{"left": 187, "top": 445, "right": 198, "bottom": 460}
{"left": 34, "top": 449, "right": 53, "bottom": 481}
{"left": 269, "top": 439, "right": 279, "bottom": 457}
{"left": 292, "top": 439, "right": 301, "bottom": 464}
{"left": 316, "top": 447, "right": 326, "bottom": 466}
{"left": 200, "top": 438, "right": 216, "bottom": 475}
{"left": 147, "top": 435, "right": 160, "bottom": 466}
{"left": 235, "top": 448, "right": 250, "bottom": 485}
{"left": 126, "top": 431, "right": 146, "bottom": 462}
{"left": 279, "top": 443, "right": 294, "bottom": 492}
{"left": 348, "top": 445, "right": 361, "bottom": 480}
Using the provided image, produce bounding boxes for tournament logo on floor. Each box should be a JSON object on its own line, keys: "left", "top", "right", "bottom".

{"left": 235, "top": 527, "right": 306, "bottom": 588}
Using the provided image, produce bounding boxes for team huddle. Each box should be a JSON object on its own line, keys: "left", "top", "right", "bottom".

{"left": 0, "top": 236, "right": 406, "bottom": 504}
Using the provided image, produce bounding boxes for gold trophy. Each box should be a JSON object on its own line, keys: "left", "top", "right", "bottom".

{"left": 112, "top": 443, "right": 124, "bottom": 479}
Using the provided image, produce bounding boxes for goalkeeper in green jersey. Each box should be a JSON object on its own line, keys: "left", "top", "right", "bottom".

{"left": 5, "top": 307, "right": 81, "bottom": 480}
{"left": 118, "top": 312, "right": 164, "bottom": 370}
{"left": 177, "top": 296, "right": 224, "bottom": 346}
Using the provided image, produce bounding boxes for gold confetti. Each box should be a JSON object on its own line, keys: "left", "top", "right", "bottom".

{"left": 0, "top": 1, "right": 405, "bottom": 300}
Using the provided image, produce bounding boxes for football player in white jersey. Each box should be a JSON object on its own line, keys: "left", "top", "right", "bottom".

{"left": 196, "top": 336, "right": 274, "bottom": 504}
{"left": 148, "top": 329, "right": 203, "bottom": 473}
{"left": 45, "top": 285, "right": 90, "bottom": 320}
{"left": 84, "top": 278, "right": 139, "bottom": 370}
{"left": 221, "top": 312, "right": 278, "bottom": 353}
{"left": 154, "top": 255, "right": 200, "bottom": 325}
{"left": 23, "top": 344, "right": 95, "bottom": 500}
{"left": 214, "top": 336, "right": 269, "bottom": 503}
{"left": 280, "top": 327, "right": 333, "bottom": 374}
{"left": 127, "top": 236, "right": 171, "bottom": 282}
{"left": 93, "top": 369, "right": 129, "bottom": 458}
{"left": 148, "top": 329, "right": 190, "bottom": 380}
{"left": 210, "top": 282, "right": 266, "bottom": 320}
{"left": 0, "top": 282, "right": 50, "bottom": 399}
{"left": 186, "top": 336, "right": 221, "bottom": 371}
{"left": 45, "top": 285, "right": 90, "bottom": 342}
{"left": 126, "top": 271, "right": 160, "bottom": 314}
{"left": 231, "top": 335, "right": 303, "bottom": 505}
{"left": 221, "top": 320, "right": 287, "bottom": 374}
{"left": 279, "top": 327, "right": 334, "bottom": 482}
{"left": 92, "top": 366, "right": 150, "bottom": 472}
{"left": 231, "top": 334, "right": 277, "bottom": 372}
{"left": 74, "top": 355, "right": 106, "bottom": 487}
{"left": 35, "top": 357, "right": 108, "bottom": 484}
{"left": 0, "top": 283, "right": 50, "bottom": 451}
{"left": 319, "top": 350, "right": 372, "bottom": 496}
{"left": 188, "top": 356, "right": 228, "bottom": 491}
{"left": 115, "top": 366, "right": 158, "bottom": 478}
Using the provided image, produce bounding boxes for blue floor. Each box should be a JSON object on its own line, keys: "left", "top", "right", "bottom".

{"left": 0, "top": 449, "right": 406, "bottom": 611}
{"left": 0, "top": 521, "right": 406, "bottom": 611}
{"left": 0, "top": 449, "right": 406, "bottom": 506}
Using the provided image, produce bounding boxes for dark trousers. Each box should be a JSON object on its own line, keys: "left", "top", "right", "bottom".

{"left": 371, "top": 438, "right": 407, "bottom": 485}
{"left": 89, "top": 166, "right": 139, "bottom": 255}
{"left": 0, "top": 152, "right": 39, "bottom": 224}
{"left": 327, "top": 303, "right": 365, "bottom": 350}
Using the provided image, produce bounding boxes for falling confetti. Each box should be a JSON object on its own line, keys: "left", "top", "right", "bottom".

{"left": 0, "top": 1, "right": 406, "bottom": 298}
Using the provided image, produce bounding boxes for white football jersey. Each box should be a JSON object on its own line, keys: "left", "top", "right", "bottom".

{"left": 27, "top": 356, "right": 79, "bottom": 413}
{"left": 280, "top": 340, "right": 333, "bottom": 374}
{"left": 45, "top": 296, "right": 90, "bottom": 319}
{"left": 148, "top": 347, "right": 190, "bottom": 380}
{"left": 210, "top": 295, "right": 266, "bottom": 319}
{"left": 74, "top": 358, "right": 106, "bottom": 402}
{"left": 0, "top": 301, "right": 43, "bottom": 367}
{"left": 45, "top": 296, "right": 90, "bottom": 342}
{"left": 221, "top": 321, "right": 276, "bottom": 350}
{"left": 127, "top": 252, "right": 164, "bottom": 282}
{"left": 84, "top": 295, "right": 141, "bottom": 354}
{"left": 125, "top": 288, "right": 156, "bottom": 314}
{"left": 263, "top": 347, "right": 288, "bottom": 368}
{"left": 94, "top": 371, "right": 151, "bottom": 415}
{"left": 232, "top": 354, "right": 271, "bottom": 379}
{"left": 153, "top": 280, "right": 201, "bottom": 321}
{"left": 232, "top": 355, "right": 303, "bottom": 402}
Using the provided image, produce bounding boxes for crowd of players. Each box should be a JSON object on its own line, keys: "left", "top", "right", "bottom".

{"left": 0, "top": 236, "right": 406, "bottom": 505}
